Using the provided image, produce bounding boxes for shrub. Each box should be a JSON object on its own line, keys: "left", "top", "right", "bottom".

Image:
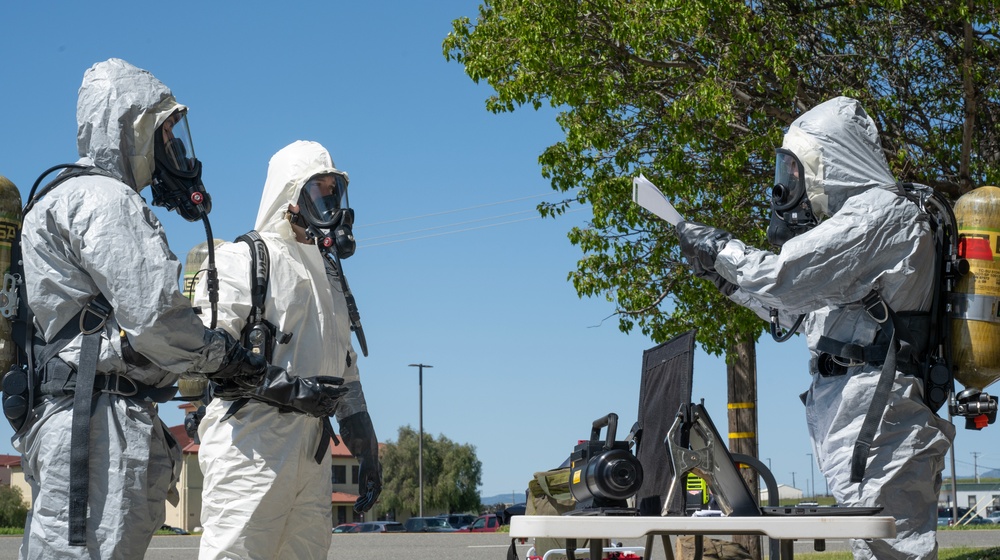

{"left": 0, "top": 486, "right": 28, "bottom": 528}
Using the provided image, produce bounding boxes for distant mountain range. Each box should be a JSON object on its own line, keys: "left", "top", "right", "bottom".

{"left": 481, "top": 492, "right": 527, "bottom": 506}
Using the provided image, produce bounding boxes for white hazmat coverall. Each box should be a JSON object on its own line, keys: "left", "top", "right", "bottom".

{"left": 680, "top": 97, "right": 954, "bottom": 560}
{"left": 195, "top": 140, "right": 371, "bottom": 560}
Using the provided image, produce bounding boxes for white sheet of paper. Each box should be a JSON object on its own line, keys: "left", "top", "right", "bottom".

{"left": 632, "top": 174, "right": 684, "bottom": 226}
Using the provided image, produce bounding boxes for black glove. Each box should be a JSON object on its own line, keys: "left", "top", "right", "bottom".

{"left": 184, "top": 405, "right": 206, "bottom": 443}
{"left": 250, "top": 366, "right": 349, "bottom": 418}
{"left": 340, "top": 411, "right": 382, "bottom": 513}
{"left": 207, "top": 329, "right": 267, "bottom": 391}
{"left": 676, "top": 221, "right": 733, "bottom": 278}
{"left": 708, "top": 274, "right": 739, "bottom": 297}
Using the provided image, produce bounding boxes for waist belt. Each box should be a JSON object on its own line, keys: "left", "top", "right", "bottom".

{"left": 38, "top": 369, "right": 177, "bottom": 404}
{"left": 815, "top": 309, "right": 929, "bottom": 377}
{"left": 219, "top": 396, "right": 338, "bottom": 464}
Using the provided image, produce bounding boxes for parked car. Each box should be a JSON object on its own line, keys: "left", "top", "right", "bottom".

{"left": 332, "top": 523, "right": 360, "bottom": 533}
{"left": 987, "top": 511, "right": 1000, "bottom": 524}
{"left": 502, "top": 504, "right": 525, "bottom": 524}
{"left": 939, "top": 506, "right": 971, "bottom": 519}
{"left": 438, "top": 513, "right": 476, "bottom": 530}
{"left": 355, "top": 521, "right": 405, "bottom": 533}
{"left": 159, "top": 524, "right": 190, "bottom": 535}
{"left": 405, "top": 517, "right": 458, "bottom": 533}
{"left": 940, "top": 515, "right": 993, "bottom": 526}
{"left": 458, "top": 513, "right": 504, "bottom": 533}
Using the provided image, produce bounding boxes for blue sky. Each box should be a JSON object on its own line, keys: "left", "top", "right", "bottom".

{"left": 1, "top": 1, "right": 995, "bottom": 501}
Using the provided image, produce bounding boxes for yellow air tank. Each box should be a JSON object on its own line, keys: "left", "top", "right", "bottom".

{"left": 0, "top": 175, "right": 23, "bottom": 374}
{"left": 951, "top": 185, "right": 1000, "bottom": 392}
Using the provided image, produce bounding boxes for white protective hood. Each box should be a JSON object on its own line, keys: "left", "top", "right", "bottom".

{"left": 783, "top": 96, "right": 897, "bottom": 219}
{"left": 253, "top": 140, "right": 358, "bottom": 393}
{"left": 256, "top": 140, "right": 349, "bottom": 236}
{"left": 76, "top": 58, "right": 185, "bottom": 190}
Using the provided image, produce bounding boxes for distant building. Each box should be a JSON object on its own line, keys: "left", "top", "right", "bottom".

{"left": 938, "top": 481, "right": 1000, "bottom": 518}
{"left": 1, "top": 404, "right": 381, "bottom": 533}
{"left": 0, "top": 454, "right": 21, "bottom": 495}
{"left": 2, "top": 454, "right": 30, "bottom": 507}
{"left": 759, "top": 484, "right": 803, "bottom": 503}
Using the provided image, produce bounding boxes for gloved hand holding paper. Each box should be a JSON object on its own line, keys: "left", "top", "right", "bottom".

{"left": 632, "top": 174, "right": 685, "bottom": 226}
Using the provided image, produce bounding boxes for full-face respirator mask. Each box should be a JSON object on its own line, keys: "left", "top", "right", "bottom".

{"left": 767, "top": 148, "right": 817, "bottom": 247}
{"left": 290, "top": 172, "right": 356, "bottom": 260}
{"left": 151, "top": 111, "right": 211, "bottom": 222}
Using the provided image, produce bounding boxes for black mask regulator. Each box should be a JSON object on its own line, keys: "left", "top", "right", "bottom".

{"left": 766, "top": 191, "right": 817, "bottom": 248}
{"left": 290, "top": 206, "right": 357, "bottom": 260}
{"left": 766, "top": 148, "right": 818, "bottom": 248}
{"left": 151, "top": 127, "right": 212, "bottom": 222}
{"left": 150, "top": 122, "right": 219, "bottom": 328}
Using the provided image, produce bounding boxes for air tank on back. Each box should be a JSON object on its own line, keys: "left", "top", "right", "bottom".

{"left": 951, "top": 185, "right": 1000, "bottom": 392}
{"left": 0, "top": 175, "right": 23, "bottom": 374}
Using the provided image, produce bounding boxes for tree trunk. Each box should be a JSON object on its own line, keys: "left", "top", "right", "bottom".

{"left": 727, "top": 334, "right": 760, "bottom": 560}
{"left": 960, "top": 0, "right": 976, "bottom": 194}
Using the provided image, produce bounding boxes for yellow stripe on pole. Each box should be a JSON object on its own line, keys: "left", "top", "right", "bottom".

{"left": 729, "top": 432, "right": 756, "bottom": 439}
{"left": 728, "top": 402, "right": 755, "bottom": 409}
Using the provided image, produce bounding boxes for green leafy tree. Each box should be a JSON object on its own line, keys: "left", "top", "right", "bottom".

{"left": 444, "top": 0, "right": 1000, "bottom": 354}
{"left": 0, "top": 485, "right": 28, "bottom": 528}
{"left": 376, "top": 426, "right": 483, "bottom": 518}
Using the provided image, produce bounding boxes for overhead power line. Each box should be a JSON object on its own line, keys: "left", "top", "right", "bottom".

{"left": 358, "top": 207, "right": 587, "bottom": 248}
{"left": 362, "top": 209, "right": 538, "bottom": 242}
{"left": 353, "top": 190, "right": 585, "bottom": 248}
{"left": 356, "top": 193, "right": 564, "bottom": 229}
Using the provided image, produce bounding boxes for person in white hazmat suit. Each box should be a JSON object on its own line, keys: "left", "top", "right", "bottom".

{"left": 195, "top": 140, "right": 382, "bottom": 560}
{"left": 13, "top": 59, "right": 347, "bottom": 560}
{"left": 675, "top": 97, "right": 955, "bottom": 560}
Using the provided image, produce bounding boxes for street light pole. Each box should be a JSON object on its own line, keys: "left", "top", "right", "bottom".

{"left": 806, "top": 453, "right": 815, "bottom": 498}
{"left": 409, "top": 363, "right": 433, "bottom": 517}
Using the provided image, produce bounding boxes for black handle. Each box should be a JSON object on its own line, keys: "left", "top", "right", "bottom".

{"left": 589, "top": 412, "right": 618, "bottom": 449}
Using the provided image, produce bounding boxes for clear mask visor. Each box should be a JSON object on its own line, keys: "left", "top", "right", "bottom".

{"left": 771, "top": 148, "right": 806, "bottom": 212}
{"left": 161, "top": 111, "right": 197, "bottom": 174}
{"left": 298, "top": 172, "right": 350, "bottom": 228}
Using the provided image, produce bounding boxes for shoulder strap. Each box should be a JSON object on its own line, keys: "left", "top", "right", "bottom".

{"left": 236, "top": 230, "right": 269, "bottom": 324}
{"left": 24, "top": 164, "right": 113, "bottom": 215}
{"left": 222, "top": 231, "right": 272, "bottom": 423}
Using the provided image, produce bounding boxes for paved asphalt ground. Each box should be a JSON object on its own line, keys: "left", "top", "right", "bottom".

{"left": 1, "top": 530, "right": 997, "bottom": 559}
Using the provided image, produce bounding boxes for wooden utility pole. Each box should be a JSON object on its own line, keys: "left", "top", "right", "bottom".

{"left": 727, "top": 335, "right": 760, "bottom": 560}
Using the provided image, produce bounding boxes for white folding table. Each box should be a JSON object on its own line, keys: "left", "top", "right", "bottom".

{"left": 510, "top": 515, "right": 897, "bottom": 560}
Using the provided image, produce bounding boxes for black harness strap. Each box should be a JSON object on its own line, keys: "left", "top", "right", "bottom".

{"left": 67, "top": 296, "right": 111, "bottom": 546}
{"left": 851, "top": 318, "right": 897, "bottom": 483}
{"left": 315, "top": 417, "right": 336, "bottom": 464}
{"left": 847, "top": 291, "right": 919, "bottom": 483}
